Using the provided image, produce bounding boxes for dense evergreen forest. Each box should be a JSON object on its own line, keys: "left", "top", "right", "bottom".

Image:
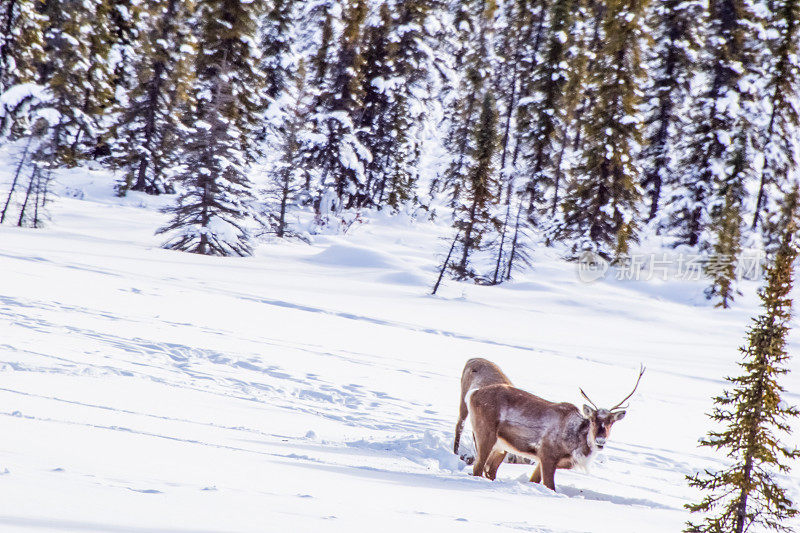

{"left": 0, "top": 0, "right": 798, "bottom": 305}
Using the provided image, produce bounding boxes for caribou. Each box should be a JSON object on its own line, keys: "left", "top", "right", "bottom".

{"left": 459, "top": 360, "right": 644, "bottom": 491}
{"left": 454, "top": 358, "right": 513, "bottom": 460}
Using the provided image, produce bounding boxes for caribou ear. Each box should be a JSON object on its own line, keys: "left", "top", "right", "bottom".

{"left": 612, "top": 410, "right": 626, "bottom": 421}
{"left": 583, "top": 405, "right": 595, "bottom": 418}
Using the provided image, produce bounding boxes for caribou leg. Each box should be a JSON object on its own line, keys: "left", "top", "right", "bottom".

{"left": 454, "top": 397, "right": 468, "bottom": 454}
{"left": 485, "top": 450, "right": 506, "bottom": 480}
{"left": 540, "top": 457, "right": 557, "bottom": 491}
{"left": 472, "top": 426, "right": 496, "bottom": 477}
{"left": 530, "top": 462, "right": 542, "bottom": 483}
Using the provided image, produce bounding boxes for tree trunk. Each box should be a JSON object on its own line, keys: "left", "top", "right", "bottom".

{"left": 1, "top": 134, "right": 33, "bottom": 223}
{"left": 132, "top": 0, "right": 177, "bottom": 193}
{"left": 457, "top": 193, "right": 480, "bottom": 277}
{"left": 752, "top": 97, "right": 779, "bottom": 230}
{"left": 497, "top": 56, "right": 519, "bottom": 202}
{"left": 492, "top": 180, "right": 514, "bottom": 284}
{"left": 16, "top": 164, "right": 37, "bottom": 227}
{"left": 432, "top": 230, "right": 460, "bottom": 295}
{"left": 551, "top": 132, "right": 568, "bottom": 216}
{"left": 277, "top": 170, "right": 290, "bottom": 238}
{"left": 0, "top": 0, "right": 19, "bottom": 83}
{"left": 505, "top": 197, "right": 524, "bottom": 280}
{"left": 734, "top": 367, "right": 765, "bottom": 533}
{"left": 32, "top": 168, "right": 41, "bottom": 228}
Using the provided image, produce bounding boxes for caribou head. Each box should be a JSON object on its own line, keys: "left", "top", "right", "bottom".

{"left": 579, "top": 365, "right": 645, "bottom": 449}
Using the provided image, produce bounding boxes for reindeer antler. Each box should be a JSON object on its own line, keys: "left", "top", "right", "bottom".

{"left": 610, "top": 365, "right": 645, "bottom": 412}
{"left": 579, "top": 387, "right": 598, "bottom": 410}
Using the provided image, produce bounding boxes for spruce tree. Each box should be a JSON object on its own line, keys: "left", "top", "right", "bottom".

{"left": 111, "top": 0, "right": 195, "bottom": 195}
{"left": 555, "top": 0, "right": 648, "bottom": 259}
{"left": 158, "top": 0, "right": 267, "bottom": 256}
{"left": 439, "top": 0, "right": 496, "bottom": 208}
{"left": 515, "top": 0, "right": 580, "bottom": 222}
{"left": 701, "top": 0, "right": 763, "bottom": 305}
{"left": 432, "top": 0, "right": 488, "bottom": 196}
{"left": 73, "top": 0, "right": 116, "bottom": 157}
{"left": 752, "top": 0, "right": 799, "bottom": 232}
{"left": 491, "top": 0, "right": 520, "bottom": 206}
{"left": 490, "top": 0, "right": 544, "bottom": 284}
{"left": 640, "top": 0, "right": 701, "bottom": 221}
{"left": 310, "top": 9, "right": 334, "bottom": 87}
{"left": 263, "top": 60, "right": 311, "bottom": 238}
{"left": 686, "top": 220, "right": 800, "bottom": 533}
{"left": 666, "top": 0, "right": 761, "bottom": 248}
{"left": 37, "top": 0, "right": 115, "bottom": 165}
{"left": 107, "top": 0, "right": 143, "bottom": 94}
{"left": 762, "top": 184, "right": 800, "bottom": 257}
{"left": 486, "top": 0, "right": 527, "bottom": 279}
{"left": 543, "top": 0, "right": 592, "bottom": 221}
{"left": 681, "top": 0, "right": 761, "bottom": 305}
{"left": 358, "top": 3, "right": 393, "bottom": 206}
{"left": 563, "top": 0, "right": 605, "bottom": 157}
{"left": 0, "top": 0, "right": 45, "bottom": 137}
{"left": 261, "top": 0, "right": 294, "bottom": 100}
{"left": 704, "top": 187, "right": 743, "bottom": 308}
{"left": 0, "top": 0, "right": 43, "bottom": 88}
{"left": 492, "top": 0, "right": 546, "bottom": 205}
{"left": 358, "top": 0, "right": 430, "bottom": 210}
{"left": 450, "top": 91, "right": 501, "bottom": 280}
{"left": 381, "top": 0, "right": 429, "bottom": 209}
{"left": 302, "top": 0, "right": 371, "bottom": 212}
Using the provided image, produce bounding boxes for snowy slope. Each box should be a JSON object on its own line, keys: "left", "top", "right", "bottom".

{"left": 1, "top": 164, "right": 800, "bottom": 532}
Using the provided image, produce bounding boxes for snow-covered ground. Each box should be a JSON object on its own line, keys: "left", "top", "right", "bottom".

{"left": 1, "top": 162, "right": 799, "bottom": 532}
